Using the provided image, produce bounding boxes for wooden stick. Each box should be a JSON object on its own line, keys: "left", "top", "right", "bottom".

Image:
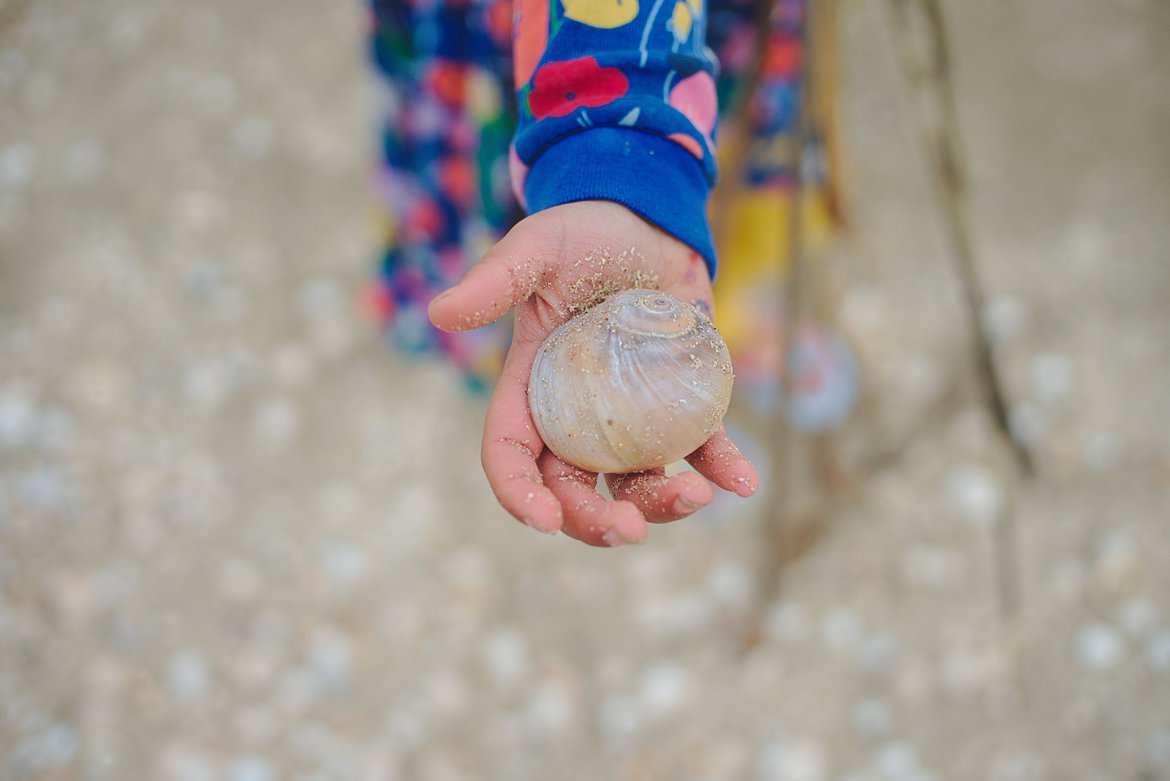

{"left": 885, "top": 0, "right": 1028, "bottom": 621}
{"left": 885, "top": 0, "right": 1034, "bottom": 477}
{"left": 740, "top": 0, "right": 818, "bottom": 649}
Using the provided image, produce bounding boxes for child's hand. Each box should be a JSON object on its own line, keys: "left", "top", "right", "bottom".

{"left": 428, "top": 201, "right": 758, "bottom": 546}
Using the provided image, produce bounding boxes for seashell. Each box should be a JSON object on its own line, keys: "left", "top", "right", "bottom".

{"left": 528, "top": 289, "right": 734, "bottom": 474}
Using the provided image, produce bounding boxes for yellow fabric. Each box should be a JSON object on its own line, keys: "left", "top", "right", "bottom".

{"left": 712, "top": 188, "right": 835, "bottom": 356}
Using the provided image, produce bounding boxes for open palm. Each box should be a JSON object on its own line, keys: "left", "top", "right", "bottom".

{"left": 429, "top": 201, "right": 758, "bottom": 546}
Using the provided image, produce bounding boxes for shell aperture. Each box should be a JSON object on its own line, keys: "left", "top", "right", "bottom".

{"left": 528, "top": 290, "right": 734, "bottom": 474}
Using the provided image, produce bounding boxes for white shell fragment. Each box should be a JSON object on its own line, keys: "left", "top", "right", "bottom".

{"left": 528, "top": 290, "right": 734, "bottom": 474}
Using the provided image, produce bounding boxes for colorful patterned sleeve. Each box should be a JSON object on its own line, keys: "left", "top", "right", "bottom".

{"left": 511, "top": 0, "right": 720, "bottom": 275}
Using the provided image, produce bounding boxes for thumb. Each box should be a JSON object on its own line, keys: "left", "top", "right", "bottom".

{"left": 427, "top": 216, "right": 560, "bottom": 333}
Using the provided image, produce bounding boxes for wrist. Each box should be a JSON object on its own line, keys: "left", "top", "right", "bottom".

{"left": 523, "top": 128, "right": 717, "bottom": 277}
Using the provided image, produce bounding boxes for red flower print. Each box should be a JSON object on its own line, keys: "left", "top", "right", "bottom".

{"left": 404, "top": 198, "right": 443, "bottom": 242}
{"left": 438, "top": 157, "right": 475, "bottom": 208}
{"left": 426, "top": 60, "right": 469, "bottom": 109}
{"left": 486, "top": 0, "right": 513, "bottom": 48}
{"left": 528, "top": 56, "right": 629, "bottom": 119}
{"left": 763, "top": 36, "right": 802, "bottom": 79}
{"left": 361, "top": 281, "right": 395, "bottom": 322}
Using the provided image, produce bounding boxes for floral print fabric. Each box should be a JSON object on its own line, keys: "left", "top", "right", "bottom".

{"left": 367, "top": 0, "right": 520, "bottom": 390}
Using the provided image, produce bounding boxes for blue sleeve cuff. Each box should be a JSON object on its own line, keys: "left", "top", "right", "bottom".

{"left": 523, "top": 128, "right": 717, "bottom": 277}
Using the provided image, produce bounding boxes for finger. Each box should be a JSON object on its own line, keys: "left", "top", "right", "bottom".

{"left": 605, "top": 469, "right": 714, "bottom": 524}
{"left": 686, "top": 426, "right": 760, "bottom": 498}
{"left": 427, "top": 216, "right": 561, "bottom": 333}
{"left": 538, "top": 450, "right": 647, "bottom": 547}
{"left": 481, "top": 337, "right": 562, "bottom": 534}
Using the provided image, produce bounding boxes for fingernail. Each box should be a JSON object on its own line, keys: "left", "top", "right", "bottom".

{"left": 602, "top": 528, "right": 645, "bottom": 547}
{"left": 613, "top": 514, "right": 648, "bottom": 545}
{"left": 522, "top": 516, "right": 558, "bottom": 535}
{"left": 672, "top": 495, "right": 703, "bottom": 515}
{"left": 602, "top": 530, "right": 627, "bottom": 547}
{"left": 431, "top": 285, "right": 457, "bottom": 304}
{"left": 733, "top": 477, "right": 758, "bottom": 498}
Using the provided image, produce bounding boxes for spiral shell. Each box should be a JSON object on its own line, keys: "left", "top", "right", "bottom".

{"left": 528, "top": 289, "right": 734, "bottom": 474}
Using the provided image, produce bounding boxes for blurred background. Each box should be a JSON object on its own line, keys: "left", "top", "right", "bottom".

{"left": 1, "top": 0, "right": 1169, "bottom": 779}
